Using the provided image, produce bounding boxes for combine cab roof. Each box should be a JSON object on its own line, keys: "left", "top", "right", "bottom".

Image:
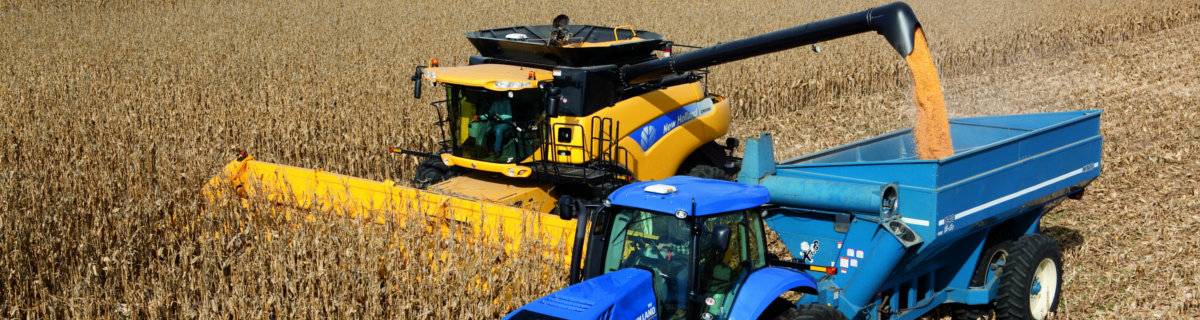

{"left": 466, "top": 24, "right": 666, "bottom": 67}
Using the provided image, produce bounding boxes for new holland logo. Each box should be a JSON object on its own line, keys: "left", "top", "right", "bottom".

{"left": 639, "top": 126, "right": 658, "bottom": 150}
{"left": 634, "top": 302, "right": 657, "bottom": 320}
{"left": 632, "top": 99, "right": 715, "bottom": 151}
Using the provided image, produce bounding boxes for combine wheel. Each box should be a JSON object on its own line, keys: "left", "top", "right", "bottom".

{"left": 996, "top": 234, "right": 1062, "bottom": 320}
{"left": 776, "top": 304, "right": 848, "bottom": 320}
{"left": 685, "top": 164, "right": 730, "bottom": 181}
{"left": 412, "top": 157, "right": 451, "bottom": 189}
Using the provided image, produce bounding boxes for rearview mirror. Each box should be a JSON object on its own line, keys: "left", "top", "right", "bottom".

{"left": 712, "top": 224, "right": 731, "bottom": 253}
{"left": 411, "top": 67, "right": 424, "bottom": 99}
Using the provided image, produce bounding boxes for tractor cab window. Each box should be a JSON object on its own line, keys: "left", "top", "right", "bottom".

{"left": 603, "top": 207, "right": 692, "bottom": 319}
{"left": 445, "top": 85, "right": 546, "bottom": 163}
{"left": 696, "top": 209, "right": 768, "bottom": 318}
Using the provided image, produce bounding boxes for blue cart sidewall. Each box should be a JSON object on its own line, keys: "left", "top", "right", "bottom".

{"left": 727, "top": 267, "right": 818, "bottom": 319}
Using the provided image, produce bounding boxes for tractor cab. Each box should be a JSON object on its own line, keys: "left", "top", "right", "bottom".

{"left": 506, "top": 176, "right": 818, "bottom": 320}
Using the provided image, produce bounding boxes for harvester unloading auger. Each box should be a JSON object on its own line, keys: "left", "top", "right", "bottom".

{"left": 206, "top": 2, "right": 934, "bottom": 260}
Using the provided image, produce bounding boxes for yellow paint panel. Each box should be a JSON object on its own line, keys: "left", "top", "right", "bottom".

{"left": 424, "top": 64, "right": 552, "bottom": 89}
{"left": 203, "top": 155, "right": 576, "bottom": 264}
{"left": 429, "top": 172, "right": 558, "bottom": 214}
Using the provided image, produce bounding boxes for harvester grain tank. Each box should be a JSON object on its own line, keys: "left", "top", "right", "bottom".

{"left": 509, "top": 110, "right": 1102, "bottom": 319}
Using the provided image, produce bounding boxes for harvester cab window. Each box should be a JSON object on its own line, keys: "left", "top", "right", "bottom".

{"left": 603, "top": 208, "right": 693, "bottom": 318}
{"left": 444, "top": 85, "right": 546, "bottom": 163}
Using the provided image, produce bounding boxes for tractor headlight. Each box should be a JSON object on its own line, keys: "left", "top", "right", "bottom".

{"left": 675, "top": 210, "right": 688, "bottom": 219}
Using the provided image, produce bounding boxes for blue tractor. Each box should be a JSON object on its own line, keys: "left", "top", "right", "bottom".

{"left": 504, "top": 109, "right": 1102, "bottom": 320}
{"left": 507, "top": 176, "right": 827, "bottom": 320}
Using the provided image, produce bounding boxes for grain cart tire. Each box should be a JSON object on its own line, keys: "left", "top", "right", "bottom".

{"left": 685, "top": 164, "right": 730, "bottom": 181}
{"left": 996, "top": 234, "right": 1062, "bottom": 320}
{"left": 952, "top": 305, "right": 996, "bottom": 320}
{"left": 777, "top": 304, "right": 848, "bottom": 320}
{"left": 412, "top": 157, "right": 450, "bottom": 189}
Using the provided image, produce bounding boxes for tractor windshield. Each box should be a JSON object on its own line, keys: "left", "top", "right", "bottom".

{"left": 444, "top": 84, "right": 546, "bottom": 163}
{"left": 601, "top": 207, "right": 769, "bottom": 319}
{"left": 603, "top": 208, "right": 693, "bottom": 319}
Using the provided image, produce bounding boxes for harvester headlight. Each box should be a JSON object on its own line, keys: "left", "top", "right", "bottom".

{"left": 493, "top": 81, "right": 531, "bottom": 89}
{"left": 423, "top": 71, "right": 436, "bottom": 81}
{"left": 506, "top": 167, "right": 517, "bottom": 177}
{"left": 442, "top": 157, "right": 452, "bottom": 166}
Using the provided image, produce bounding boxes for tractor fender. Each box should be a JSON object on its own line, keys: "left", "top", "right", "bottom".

{"left": 726, "top": 267, "right": 818, "bottom": 320}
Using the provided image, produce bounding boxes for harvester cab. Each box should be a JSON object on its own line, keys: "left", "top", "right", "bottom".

{"left": 403, "top": 15, "right": 733, "bottom": 201}
{"left": 505, "top": 176, "right": 820, "bottom": 320}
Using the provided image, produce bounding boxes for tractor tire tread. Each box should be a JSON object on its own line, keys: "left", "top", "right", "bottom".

{"left": 776, "top": 304, "right": 847, "bottom": 320}
{"left": 685, "top": 164, "right": 730, "bottom": 181}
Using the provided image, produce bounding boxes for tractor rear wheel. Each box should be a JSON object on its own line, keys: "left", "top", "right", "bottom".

{"left": 996, "top": 234, "right": 1062, "bottom": 320}
{"left": 685, "top": 164, "right": 730, "bottom": 181}
{"left": 776, "top": 304, "right": 847, "bottom": 320}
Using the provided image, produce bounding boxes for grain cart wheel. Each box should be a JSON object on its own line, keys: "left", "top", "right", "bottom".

{"left": 951, "top": 305, "right": 996, "bottom": 320}
{"left": 412, "top": 157, "right": 450, "bottom": 189}
{"left": 777, "top": 304, "right": 848, "bottom": 320}
{"left": 996, "top": 234, "right": 1062, "bottom": 320}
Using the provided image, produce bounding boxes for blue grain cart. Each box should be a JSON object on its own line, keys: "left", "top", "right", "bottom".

{"left": 504, "top": 110, "right": 1101, "bottom": 320}
{"left": 739, "top": 109, "right": 1102, "bottom": 319}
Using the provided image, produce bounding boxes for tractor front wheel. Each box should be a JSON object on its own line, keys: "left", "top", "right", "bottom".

{"left": 777, "top": 304, "right": 848, "bottom": 320}
{"left": 684, "top": 164, "right": 730, "bottom": 181}
{"left": 996, "top": 233, "right": 1063, "bottom": 320}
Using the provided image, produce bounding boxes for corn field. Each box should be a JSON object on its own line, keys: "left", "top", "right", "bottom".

{"left": 2, "top": 0, "right": 1199, "bottom": 318}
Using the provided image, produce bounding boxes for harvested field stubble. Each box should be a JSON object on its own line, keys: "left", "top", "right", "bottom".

{"left": 2, "top": 0, "right": 1200, "bottom": 318}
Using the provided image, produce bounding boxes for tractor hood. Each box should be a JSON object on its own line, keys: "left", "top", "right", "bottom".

{"left": 503, "top": 268, "right": 658, "bottom": 320}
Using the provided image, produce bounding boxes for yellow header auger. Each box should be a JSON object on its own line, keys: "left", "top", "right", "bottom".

{"left": 206, "top": 4, "right": 928, "bottom": 264}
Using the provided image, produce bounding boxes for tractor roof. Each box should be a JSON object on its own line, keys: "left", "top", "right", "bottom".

{"left": 607, "top": 176, "right": 769, "bottom": 217}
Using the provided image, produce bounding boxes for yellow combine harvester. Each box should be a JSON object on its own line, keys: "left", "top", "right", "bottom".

{"left": 208, "top": 5, "right": 929, "bottom": 262}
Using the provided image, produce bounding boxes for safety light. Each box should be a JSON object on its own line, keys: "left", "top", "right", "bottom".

{"left": 528, "top": 71, "right": 536, "bottom": 80}
{"left": 429, "top": 58, "right": 439, "bottom": 67}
